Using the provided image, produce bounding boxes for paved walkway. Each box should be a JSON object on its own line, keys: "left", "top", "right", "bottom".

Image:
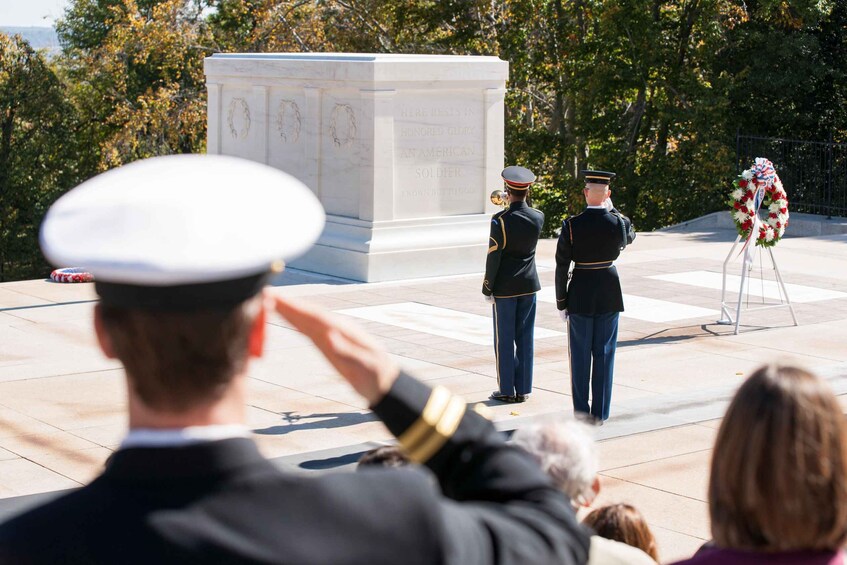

{"left": 2, "top": 225, "right": 847, "bottom": 562}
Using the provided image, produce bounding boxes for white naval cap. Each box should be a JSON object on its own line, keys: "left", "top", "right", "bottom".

{"left": 40, "top": 154, "right": 325, "bottom": 310}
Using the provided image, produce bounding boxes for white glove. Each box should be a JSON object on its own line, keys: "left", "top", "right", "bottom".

{"left": 484, "top": 295, "right": 495, "bottom": 304}
{"left": 559, "top": 309, "right": 569, "bottom": 322}
{"left": 603, "top": 198, "right": 614, "bottom": 211}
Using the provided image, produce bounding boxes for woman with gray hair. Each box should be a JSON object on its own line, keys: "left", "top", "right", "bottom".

{"left": 512, "top": 418, "right": 658, "bottom": 565}
{"left": 512, "top": 418, "right": 600, "bottom": 507}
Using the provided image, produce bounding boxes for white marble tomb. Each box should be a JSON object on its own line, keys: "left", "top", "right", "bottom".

{"left": 204, "top": 53, "right": 509, "bottom": 281}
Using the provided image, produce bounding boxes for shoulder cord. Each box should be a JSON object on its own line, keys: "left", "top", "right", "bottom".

{"left": 567, "top": 220, "right": 574, "bottom": 281}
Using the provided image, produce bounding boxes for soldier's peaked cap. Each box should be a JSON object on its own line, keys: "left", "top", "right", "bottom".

{"left": 581, "top": 170, "right": 616, "bottom": 185}
{"left": 40, "top": 154, "right": 326, "bottom": 311}
{"left": 501, "top": 166, "right": 536, "bottom": 190}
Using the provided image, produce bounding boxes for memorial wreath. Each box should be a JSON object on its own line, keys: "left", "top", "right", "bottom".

{"left": 728, "top": 157, "right": 789, "bottom": 248}
{"left": 50, "top": 267, "right": 94, "bottom": 283}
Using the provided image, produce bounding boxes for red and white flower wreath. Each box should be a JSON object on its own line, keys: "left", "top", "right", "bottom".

{"left": 728, "top": 157, "right": 789, "bottom": 248}
{"left": 50, "top": 267, "right": 94, "bottom": 283}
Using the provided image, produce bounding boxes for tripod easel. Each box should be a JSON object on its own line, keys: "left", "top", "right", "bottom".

{"left": 717, "top": 194, "right": 799, "bottom": 334}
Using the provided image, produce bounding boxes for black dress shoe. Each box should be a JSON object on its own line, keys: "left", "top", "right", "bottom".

{"left": 489, "top": 391, "right": 517, "bottom": 403}
{"left": 514, "top": 394, "right": 529, "bottom": 403}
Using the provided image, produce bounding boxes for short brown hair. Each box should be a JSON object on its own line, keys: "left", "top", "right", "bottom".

{"left": 506, "top": 187, "right": 528, "bottom": 201}
{"left": 709, "top": 364, "right": 847, "bottom": 551}
{"left": 583, "top": 503, "right": 658, "bottom": 560}
{"left": 98, "top": 297, "right": 261, "bottom": 411}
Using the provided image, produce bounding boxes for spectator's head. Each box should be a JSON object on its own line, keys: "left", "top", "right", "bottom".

{"left": 357, "top": 446, "right": 411, "bottom": 470}
{"left": 709, "top": 364, "right": 847, "bottom": 552}
{"left": 583, "top": 503, "right": 659, "bottom": 561}
{"left": 40, "top": 154, "right": 325, "bottom": 418}
{"left": 511, "top": 418, "right": 599, "bottom": 507}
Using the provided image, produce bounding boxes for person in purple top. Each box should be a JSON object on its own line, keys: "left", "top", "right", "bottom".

{"left": 672, "top": 365, "right": 847, "bottom": 565}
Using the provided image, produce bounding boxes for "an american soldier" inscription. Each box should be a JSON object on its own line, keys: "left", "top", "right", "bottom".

{"left": 394, "top": 92, "right": 484, "bottom": 219}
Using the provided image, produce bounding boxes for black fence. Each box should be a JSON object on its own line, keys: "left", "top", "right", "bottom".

{"left": 736, "top": 134, "right": 847, "bottom": 218}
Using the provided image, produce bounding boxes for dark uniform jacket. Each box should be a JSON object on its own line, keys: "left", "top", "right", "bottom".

{"left": 482, "top": 201, "right": 545, "bottom": 298}
{"left": 0, "top": 373, "right": 590, "bottom": 565}
{"left": 555, "top": 207, "right": 636, "bottom": 315}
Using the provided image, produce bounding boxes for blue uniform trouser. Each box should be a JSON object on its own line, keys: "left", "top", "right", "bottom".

{"left": 568, "top": 311, "right": 619, "bottom": 421}
{"left": 492, "top": 294, "right": 536, "bottom": 396}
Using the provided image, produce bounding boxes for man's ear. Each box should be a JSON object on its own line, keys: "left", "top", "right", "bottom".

{"left": 93, "top": 304, "right": 117, "bottom": 359}
{"left": 248, "top": 302, "right": 267, "bottom": 358}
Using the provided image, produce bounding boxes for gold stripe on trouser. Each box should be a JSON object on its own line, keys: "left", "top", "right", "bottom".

{"left": 397, "top": 386, "right": 451, "bottom": 454}
{"left": 493, "top": 300, "right": 500, "bottom": 388}
{"left": 406, "top": 396, "right": 466, "bottom": 463}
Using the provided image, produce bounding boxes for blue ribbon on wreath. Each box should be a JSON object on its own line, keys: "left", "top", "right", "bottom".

{"left": 751, "top": 157, "right": 776, "bottom": 187}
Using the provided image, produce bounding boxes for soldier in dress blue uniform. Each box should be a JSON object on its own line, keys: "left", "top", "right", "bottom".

{"left": 555, "top": 170, "right": 636, "bottom": 423}
{"left": 0, "top": 155, "right": 590, "bottom": 564}
{"left": 483, "top": 166, "right": 545, "bottom": 403}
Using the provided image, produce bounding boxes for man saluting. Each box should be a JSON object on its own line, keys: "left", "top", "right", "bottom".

{"left": 0, "top": 155, "right": 589, "bottom": 564}
{"left": 555, "top": 170, "right": 636, "bottom": 423}
{"left": 483, "top": 166, "right": 544, "bottom": 404}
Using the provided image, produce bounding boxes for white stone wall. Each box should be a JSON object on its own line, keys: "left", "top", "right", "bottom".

{"left": 205, "top": 53, "right": 509, "bottom": 281}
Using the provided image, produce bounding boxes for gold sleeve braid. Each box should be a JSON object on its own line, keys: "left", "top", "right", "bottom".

{"left": 397, "top": 386, "right": 468, "bottom": 463}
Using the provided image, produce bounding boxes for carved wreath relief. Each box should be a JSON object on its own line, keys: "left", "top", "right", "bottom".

{"left": 275, "top": 99, "right": 302, "bottom": 143}
{"left": 227, "top": 98, "right": 251, "bottom": 140}
{"left": 330, "top": 103, "right": 357, "bottom": 148}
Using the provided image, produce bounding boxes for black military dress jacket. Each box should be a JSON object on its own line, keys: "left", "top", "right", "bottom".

{"left": 482, "top": 201, "right": 545, "bottom": 298}
{"left": 555, "top": 207, "right": 636, "bottom": 315}
{"left": 0, "top": 373, "right": 590, "bottom": 565}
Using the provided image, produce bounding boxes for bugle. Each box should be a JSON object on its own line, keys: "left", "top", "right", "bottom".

{"left": 490, "top": 190, "right": 509, "bottom": 207}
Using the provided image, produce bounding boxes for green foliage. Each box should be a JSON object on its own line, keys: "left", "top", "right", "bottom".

{"left": 0, "top": 33, "right": 84, "bottom": 281}
{"left": 816, "top": 0, "right": 847, "bottom": 141}
{"left": 3, "top": 0, "right": 846, "bottom": 280}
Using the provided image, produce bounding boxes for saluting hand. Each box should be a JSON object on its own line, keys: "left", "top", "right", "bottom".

{"left": 268, "top": 292, "right": 400, "bottom": 405}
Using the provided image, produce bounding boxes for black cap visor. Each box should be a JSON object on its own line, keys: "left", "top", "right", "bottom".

{"left": 95, "top": 272, "right": 270, "bottom": 311}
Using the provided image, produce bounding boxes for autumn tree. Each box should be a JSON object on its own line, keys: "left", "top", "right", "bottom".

{"left": 56, "top": 0, "right": 211, "bottom": 170}
{"left": 208, "top": 0, "right": 329, "bottom": 52}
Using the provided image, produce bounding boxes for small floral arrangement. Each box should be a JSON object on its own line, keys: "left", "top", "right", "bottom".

{"left": 728, "top": 158, "right": 789, "bottom": 247}
{"left": 50, "top": 267, "right": 94, "bottom": 283}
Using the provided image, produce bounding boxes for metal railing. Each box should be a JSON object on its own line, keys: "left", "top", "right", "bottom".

{"left": 736, "top": 133, "right": 847, "bottom": 218}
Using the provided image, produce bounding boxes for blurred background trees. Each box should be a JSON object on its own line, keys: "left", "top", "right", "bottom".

{"left": 1, "top": 0, "right": 844, "bottom": 279}
{"left": 0, "top": 34, "right": 83, "bottom": 281}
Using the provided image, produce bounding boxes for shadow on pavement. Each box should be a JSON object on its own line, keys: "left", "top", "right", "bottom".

{"left": 253, "top": 411, "right": 379, "bottom": 435}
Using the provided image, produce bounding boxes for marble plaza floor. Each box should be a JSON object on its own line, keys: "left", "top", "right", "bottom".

{"left": 3, "top": 224, "right": 847, "bottom": 562}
